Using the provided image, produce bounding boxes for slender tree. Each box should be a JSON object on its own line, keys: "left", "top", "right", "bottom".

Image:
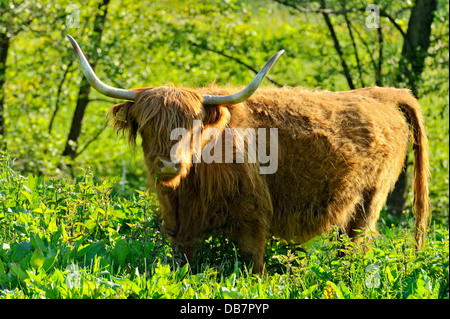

{"left": 0, "top": 31, "right": 9, "bottom": 140}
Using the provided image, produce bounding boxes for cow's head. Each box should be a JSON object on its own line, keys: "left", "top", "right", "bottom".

{"left": 67, "top": 35, "right": 283, "bottom": 189}
{"left": 107, "top": 86, "right": 233, "bottom": 189}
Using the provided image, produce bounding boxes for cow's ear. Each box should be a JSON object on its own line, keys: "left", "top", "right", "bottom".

{"left": 108, "top": 101, "right": 139, "bottom": 146}
{"left": 203, "top": 105, "right": 231, "bottom": 132}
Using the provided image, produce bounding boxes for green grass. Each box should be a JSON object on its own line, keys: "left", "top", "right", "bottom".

{"left": 0, "top": 153, "right": 448, "bottom": 299}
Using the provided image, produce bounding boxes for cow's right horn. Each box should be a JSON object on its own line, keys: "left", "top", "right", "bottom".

{"left": 67, "top": 35, "right": 136, "bottom": 100}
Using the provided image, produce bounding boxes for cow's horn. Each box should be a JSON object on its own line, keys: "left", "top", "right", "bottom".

{"left": 67, "top": 35, "right": 136, "bottom": 100}
{"left": 202, "top": 50, "right": 284, "bottom": 105}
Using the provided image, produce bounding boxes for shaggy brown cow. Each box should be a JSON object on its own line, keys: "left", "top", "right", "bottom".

{"left": 68, "top": 35, "right": 430, "bottom": 274}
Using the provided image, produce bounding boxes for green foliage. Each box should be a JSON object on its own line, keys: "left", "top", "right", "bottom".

{"left": 0, "top": 154, "right": 448, "bottom": 299}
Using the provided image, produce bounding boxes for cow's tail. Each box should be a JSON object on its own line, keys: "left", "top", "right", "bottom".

{"left": 398, "top": 93, "right": 431, "bottom": 249}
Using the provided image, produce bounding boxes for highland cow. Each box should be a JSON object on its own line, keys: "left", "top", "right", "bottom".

{"left": 68, "top": 35, "right": 430, "bottom": 274}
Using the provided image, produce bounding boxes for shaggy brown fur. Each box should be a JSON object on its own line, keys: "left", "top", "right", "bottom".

{"left": 108, "top": 85, "right": 430, "bottom": 273}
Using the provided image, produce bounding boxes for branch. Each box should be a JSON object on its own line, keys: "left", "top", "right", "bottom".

{"left": 274, "top": 0, "right": 351, "bottom": 14}
{"left": 75, "top": 122, "right": 108, "bottom": 158}
{"left": 10, "top": 11, "right": 49, "bottom": 36}
{"left": 344, "top": 12, "right": 365, "bottom": 87}
{"left": 320, "top": 2, "right": 355, "bottom": 89}
{"left": 188, "top": 40, "right": 284, "bottom": 87}
{"left": 274, "top": 0, "right": 407, "bottom": 39}
{"left": 350, "top": 23, "right": 378, "bottom": 73}
{"left": 376, "top": 25, "right": 384, "bottom": 86}
{"left": 378, "top": 8, "right": 406, "bottom": 39}
{"left": 48, "top": 59, "right": 73, "bottom": 134}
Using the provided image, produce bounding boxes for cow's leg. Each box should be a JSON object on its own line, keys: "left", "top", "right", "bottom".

{"left": 346, "top": 187, "right": 389, "bottom": 247}
{"left": 173, "top": 241, "right": 196, "bottom": 265}
{"left": 235, "top": 220, "right": 268, "bottom": 274}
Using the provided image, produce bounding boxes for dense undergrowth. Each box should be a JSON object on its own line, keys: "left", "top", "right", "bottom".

{"left": 0, "top": 153, "right": 448, "bottom": 299}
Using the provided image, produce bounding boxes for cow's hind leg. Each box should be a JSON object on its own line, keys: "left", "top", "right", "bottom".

{"left": 345, "top": 187, "right": 389, "bottom": 250}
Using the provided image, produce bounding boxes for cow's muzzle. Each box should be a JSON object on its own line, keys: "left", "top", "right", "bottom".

{"left": 152, "top": 156, "right": 181, "bottom": 180}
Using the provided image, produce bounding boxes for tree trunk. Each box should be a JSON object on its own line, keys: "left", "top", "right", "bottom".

{"left": 397, "top": 0, "right": 438, "bottom": 97}
{"left": 62, "top": 0, "right": 110, "bottom": 159}
{"left": 62, "top": 78, "right": 92, "bottom": 159}
{"left": 386, "top": 0, "right": 437, "bottom": 216}
{"left": 0, "top": 31, "right": 10, "bottom": 146}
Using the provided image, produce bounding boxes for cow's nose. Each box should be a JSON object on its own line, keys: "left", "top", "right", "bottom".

{"left": 154, "top": 156, "right": 181, "bottom": 178}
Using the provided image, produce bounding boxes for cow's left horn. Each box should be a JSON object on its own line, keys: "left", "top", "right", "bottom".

{"left": 202, "top": 50, "right": 284, "bottom": 105}
{"left": 67, "top": 35, "right": 136, "bottom": 100}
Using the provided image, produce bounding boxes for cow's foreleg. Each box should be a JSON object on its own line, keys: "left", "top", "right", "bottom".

{"left": 235, "top": 220, "right": 268, "bottom": 274}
